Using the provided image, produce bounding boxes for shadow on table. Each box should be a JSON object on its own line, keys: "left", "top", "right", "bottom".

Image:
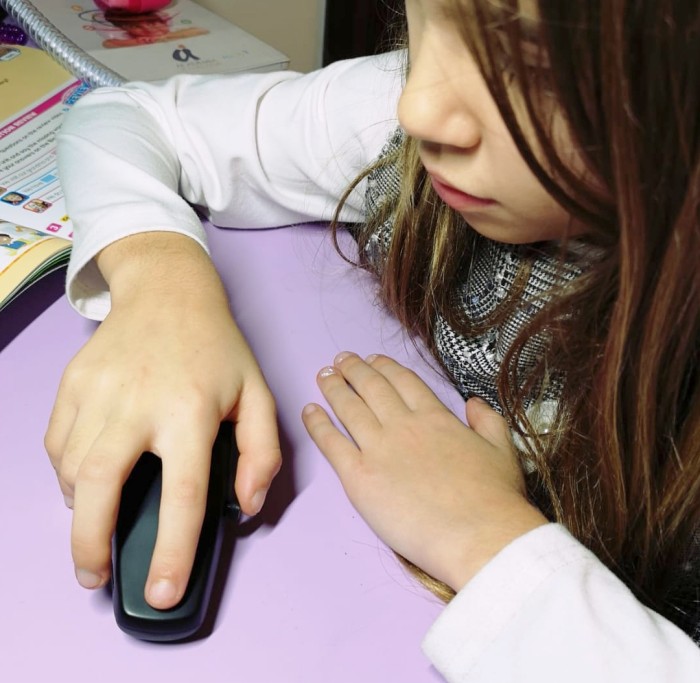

{"left": 190, "top": 424, "right": 298, "bottom": 641}
{"left": 0, "top": 268, "right": 66, "bottom": 351}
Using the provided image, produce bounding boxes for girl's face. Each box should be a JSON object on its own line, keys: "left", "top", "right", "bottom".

{"left": 398, "top": 0, "right": 579, "bottom": 244}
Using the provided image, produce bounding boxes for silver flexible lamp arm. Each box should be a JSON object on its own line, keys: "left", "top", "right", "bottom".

{"left": 1, "top": 0, "right": 125, "bottom": 87}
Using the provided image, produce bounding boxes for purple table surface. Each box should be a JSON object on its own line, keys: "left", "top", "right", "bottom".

{"left": 0, "top": 223, "right": 464, "bottom": 683}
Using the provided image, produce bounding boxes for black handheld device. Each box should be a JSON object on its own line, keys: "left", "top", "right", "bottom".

{"left": 111, "top": 422, "right": 239, "bottom": 641}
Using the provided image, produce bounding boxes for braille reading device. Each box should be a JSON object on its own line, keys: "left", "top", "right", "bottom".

{"left": 112, "top": 422, "right": 239, "bottom": 641}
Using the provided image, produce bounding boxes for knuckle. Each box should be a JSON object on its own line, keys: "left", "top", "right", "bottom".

{"left": 398, "top": 364, "right": 419, "bottom": 381}
{"left": 57, "top": 451, "right": 82, "bottom": 487}
{"left": 268, "top": 446, "right": 283, "bottom": 466}
{"left": 56, "top": 475, "right": 74, "bottom": 497}
{"left": 59, "top": 358, "right": 91, "bottom": 394}
{"left": 44, "top": 429, "right": 63, "bottom": 463}
{"left": 258, "top": 446, "right": 283, "bottom": 476}
{"left": 269, "top": 451, "right": 283, "bottom": 478}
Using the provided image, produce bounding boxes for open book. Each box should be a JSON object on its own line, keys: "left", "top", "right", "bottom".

{"left": 0, "top": 3, "right": 289, "bottom": 310}
{"left": 0, "top": 220, "right": 71, "bottom": 310}
{"left": 0, "top": 45, "right": 83, "bottom": 310}
{"left": 0, "top": 0, "right": 289, "bottom": 310}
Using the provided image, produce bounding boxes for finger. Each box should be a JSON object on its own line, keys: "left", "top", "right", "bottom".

{"left": 71, "top": 426, "right": 147, "bottom": 590}
{"left": 364, "top": 353, "right": 445, "bottom": 412}
{"left": 56, "top": 475, "right": 75, "bottom": 509}
{"left": 54, "top": 410, "right": 107, "bottom": 507}
{"left": 44, "top": 400, "right": 78, "bottom": 507}
{"left": 44, "top": 396, "right": 78, "bottom": 472}
{"left": 465, "top": 397, "right": 513, "bottom": 450}
{"left": 44, "top": 354, "right": 92, "bottom": 468}
{"left": 146, "top": 436, "right": 211, "bottom": 609}
{"left": 232, "top": 385, "right": 282, "bottom": 516}
{"left": 333, "top": 352, "right": 402, "bottom": 416}
{"left": 301, "top": 402, "right": 359, "bottom": 483}
{"left": 332, "top": 352, "right": 408, "bottom": 422}
{"left": 316, "top": 364, "right": 381, "bottom": 445}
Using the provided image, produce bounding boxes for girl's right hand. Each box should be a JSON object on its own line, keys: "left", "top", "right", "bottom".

{"left": 44, "top": 232, "right": 281, "bottom": 610}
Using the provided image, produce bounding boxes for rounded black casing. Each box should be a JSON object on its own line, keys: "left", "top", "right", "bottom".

{"left": 112, "top": 422, "right": 239, "bottom": 641}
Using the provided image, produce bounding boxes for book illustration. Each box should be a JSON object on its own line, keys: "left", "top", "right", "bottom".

{"left": 0, "top": 220, "right": 70, "bottom": 310}
{"left": 28, "top": 0, "right": 289, "bottom": 81}
{"left": 0, "top": 46, "right": 85, "bottom": 238}
{"left": 0, "top": 221, "right": 58, "bottom": 263}
{"left": 70, "top": 4, "right": 209, "bottom": 50}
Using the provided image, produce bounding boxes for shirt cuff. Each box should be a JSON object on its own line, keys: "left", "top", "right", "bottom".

{"left": 421, "top": 523, "right": 590, "bottom": 679}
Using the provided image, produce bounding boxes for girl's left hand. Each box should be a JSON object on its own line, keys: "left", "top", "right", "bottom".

{"left": 302, "top": 352, "right": 548, "bottom": 592}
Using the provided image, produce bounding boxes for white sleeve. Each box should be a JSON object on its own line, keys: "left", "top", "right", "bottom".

{"left": 57, "top": 51, "right": 404, "bottom": 320}
{"left": 422, "top": 524, "right": 700, "bottom": 682}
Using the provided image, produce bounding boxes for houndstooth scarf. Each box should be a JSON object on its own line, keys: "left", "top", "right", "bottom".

{"left": 362, "top": 128, "right": 591, "bottom": 421}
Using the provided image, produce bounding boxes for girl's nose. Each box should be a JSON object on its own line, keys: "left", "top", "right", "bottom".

{"left": 398, "top": 35, "right": 484, "bottom": 152}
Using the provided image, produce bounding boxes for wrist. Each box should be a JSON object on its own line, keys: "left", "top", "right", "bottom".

{"left": 97, "top": 232, "right": 225, "bottom": 305}
{"left": 444, "top": 503, "right": 549, "bottom": 593}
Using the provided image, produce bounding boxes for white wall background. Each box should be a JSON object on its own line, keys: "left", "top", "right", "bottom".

{"left": 193, "top": 0, "right": 326, "bottom": 73}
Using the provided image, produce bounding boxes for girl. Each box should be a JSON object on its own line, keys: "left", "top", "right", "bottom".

{"left": 46, "top": 0, "right": 700, "bottom": 679}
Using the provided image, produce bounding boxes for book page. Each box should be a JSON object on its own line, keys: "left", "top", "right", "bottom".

{"left": 0, "top": 46, "right": 87, "bottom": 238}
{"left": 0, "top": 220, "right": 70, "bottom": 309}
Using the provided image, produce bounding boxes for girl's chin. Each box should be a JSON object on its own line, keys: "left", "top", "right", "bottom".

{"left": 461, "top": 211, "right": 575, "bottom": 245}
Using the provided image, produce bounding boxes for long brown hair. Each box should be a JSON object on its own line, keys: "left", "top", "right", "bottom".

{"left": 334, "top": 0, "right": 700, "bottom": 630}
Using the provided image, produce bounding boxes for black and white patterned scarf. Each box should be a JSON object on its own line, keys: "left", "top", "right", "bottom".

{"left": 363, "top": 128, "right": 591, "bottom": 422}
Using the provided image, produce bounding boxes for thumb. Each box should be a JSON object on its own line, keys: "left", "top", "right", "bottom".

{"left": 465, "top": 397, "right": 512, "bottom": 450}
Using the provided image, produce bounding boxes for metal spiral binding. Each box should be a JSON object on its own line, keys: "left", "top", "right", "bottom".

{"left": 1, "top": 0, "right": 125, "bottom": 88}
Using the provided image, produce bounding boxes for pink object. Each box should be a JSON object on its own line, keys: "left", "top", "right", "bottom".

{"left": 95, "top": 0, "right": 171, "bottom": 13}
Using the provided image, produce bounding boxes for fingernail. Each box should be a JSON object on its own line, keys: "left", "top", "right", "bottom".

{"left": 365, "top": 353, "right": 379, "bottom": 363}
{"left": 302, "top": 403, "right": 319, "bottom": 416}
{"left": 334, "top": 351, "right": 353, "bottom": 364}
{"left": 319, "top": 366, "right": 336, "bottom": 378}
{"left": 63, "top": 494, "right": 74, "bottom": 508}
{"left": 148, "top": 579, "right": 178, "bottom": 606}
{"left": 250, "top": 488, "right": 267, "bottom": 515}
{"left": 75, "top": 568, "right": 103, "bottom": 589}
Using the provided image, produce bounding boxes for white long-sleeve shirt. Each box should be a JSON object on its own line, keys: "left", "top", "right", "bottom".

{"left": 56, "top": 51, "right": 700, "bottom": 681}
